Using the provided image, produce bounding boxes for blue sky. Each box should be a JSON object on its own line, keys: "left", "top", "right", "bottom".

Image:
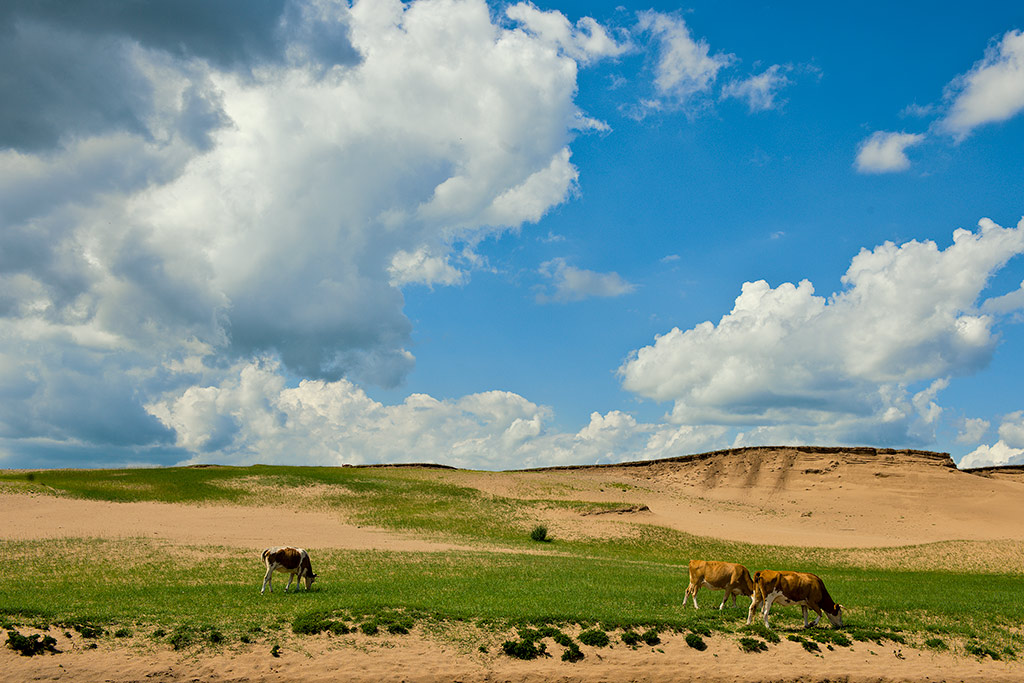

{"left": 2, "top": 0, "right": 1023, "bottom": 470}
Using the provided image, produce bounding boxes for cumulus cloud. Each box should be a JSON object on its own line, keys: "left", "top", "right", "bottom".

{"left": 958, "top": 411, "right": 1024, "bottom": 468}
{"left": 505, "top": 2, "right": 629, "bottom": 65}
{"left": 855, "top": 131, "right": 926, "bottom": 173}
{"left": 721, "top": 65, "right": 791, "bottom": 112}
{"left": 0, "top": 0, "right": 621, "bottom": 464}
{"left": 957, "top": 417, "right": 990, "bottom": 444}
{"left": 536, "top": 258, "right": 637, "bottom": 303}
{"left": 619, "top": 218, "right": 1024, "bottom": 447}
{"left": 635, "top": 11, "right": 733, "bottom": 109}
{"left": 145, "top": 358, "right": 725, "bottom": 469}
{"left": 939, "top": 29, "right": 1024, "bottom": 139}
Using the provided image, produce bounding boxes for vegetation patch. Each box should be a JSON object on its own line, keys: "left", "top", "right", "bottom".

{"left": 965, "top": 641, "right": 1002, "bottom": 661}
{"left": 848, "top": 626, "right": 906, "bottom": 645}
{"left": 578, "top": 628, "right": 610, "bottom": 647}
{"left": 6, "top": 630, "right": 59, "bottom": 657}
{"left": 738, "top": 636, "right": 768, "bottom": 653}
{"left": 530, "top": 525, "right": 551, "bottom": 543}
{"left": 620, "top": 630, "right": 641, "bottom": 647}
{"left": 502, "top": 638, "right": 547, "bottom": 660}
{"left": 685, "top": 632, "right": 707, "bottom": 650}
{"left": 787, "top": 634, "right": 821, "bottom": 653}
{"left": 924, "top": 636, "right": 948, "bottom": 651}
{"left": 739, "top": 623, "right": 780, "bottom": 644}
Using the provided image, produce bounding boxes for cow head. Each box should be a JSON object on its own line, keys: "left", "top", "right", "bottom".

{"left": 303, "top": 571, "right": 318, "bottom": 590}
{"left": 826, "top": 604, "right": 843, "bottom": 628}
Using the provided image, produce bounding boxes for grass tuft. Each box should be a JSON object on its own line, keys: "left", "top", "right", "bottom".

{"left": 685, "top": 632, "right": 707, "bottom": 650}
{"left": 6, "top": 630, "right": 59, "bottom": 657}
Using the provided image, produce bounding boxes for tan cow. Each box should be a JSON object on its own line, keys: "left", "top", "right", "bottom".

{"left": 261, "top": 546, "right": 317, "bottom": 594}
{"left": 685, "top": 560, "right": 755, "bottom": 609}
{"left": 747, "top": 570, "right": 843, "bottom": 628}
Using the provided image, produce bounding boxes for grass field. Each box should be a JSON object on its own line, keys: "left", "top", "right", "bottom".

{"left": 1, "top": 465, "right": 1022, "bottom": 659}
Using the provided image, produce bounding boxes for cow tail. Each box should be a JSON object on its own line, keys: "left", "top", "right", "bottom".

{"left": 745, "top": 570, "right": 755, "bottom": 595}
{"left": 261, "top": 548, "right": 269, "bottom": 563}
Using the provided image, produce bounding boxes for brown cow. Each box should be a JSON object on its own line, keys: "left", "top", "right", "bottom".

{"left": 747, "top": 570, "right": 843, "bottom": 628}
{"left": 261, "top": 546, "right": 317, "bottom": 594}
{"left": 685, "top": 560, "right": 755, "bottom": 609}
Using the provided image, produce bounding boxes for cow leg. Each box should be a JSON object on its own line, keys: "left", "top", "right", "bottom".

{"left": 285, "top": 573, "right": 294, "bottom": 592}
{"left": 762, "top": 594, "right": 777, "bottom": 628}
{"left": 688, "top": 584, "right": 700, "bottom": 609}
{"left": 746, "top": 593, "right": 762, "bottom": 625}
{"left": 261, "top": 565, "right": 274, "bottom": 594}
{"left": 731, "top": 591, "right": 739, "bottom": 608}
{"left": 802, "top": 606, "right": 809, "bottom": 628}
{"left": 718, "top": 590, "right": 729, "bottom": 610}
{"left": 808, "top": 608, "right": 822, "bottom": 628}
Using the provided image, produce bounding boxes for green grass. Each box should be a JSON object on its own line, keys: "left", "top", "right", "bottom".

{"left": 1, "top": 465, "right": 1022, "bottom": 659}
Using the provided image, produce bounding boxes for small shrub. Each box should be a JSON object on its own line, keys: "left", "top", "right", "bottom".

{"left": 578, "top": 629, "right": 610, "bottom": 647}
{"left": 685, "top": 633, "right": 707, "bottom": 651}
{"left": 270, "top": 644, "right": 281, "bottom": 657}
{"left": 65, "top": 621, "right": 105, "bottom": 639}
{"left": 738, "top": 637, "right": 768, "bottom": 653}
{"left": 641, "top": 628, "right": 661, "bottom": 646}
{"left": 292, "top": 611, "right": 332, "bottom": 635}
{"left": 360, "top": 621, "right": 379, "bottom": 636}
{"left": 151, "top": 628, "right": 167, "bottom": 639}
{"left": 329, "top": 621, "right": 351, "bottom": 635}
{"left": 502, "top": 639, "right": 546, "bottom": 660}
{"left": 740, "top": 624, "right": 780, "bottom": 644}
{"left": 6, "top": 630, "right": 59, "bottom": 657}
{"left": 239, "top": 634, "right": 252, "bottom": 644}
{"left": 207, "top": 629, "right": 225, "bottom": 645}
{"left": 530, "top": 525, "right": 550, "bottom": 543}
{"left": 809, "top": 629, "right": 852, "bottom": 647}
{"left": 924, "top": 637, "right": 948, "bottom": 651}
{"left": 561, "top": 642, "right": 584, "bottom": 662}
{"left": 167, "top": 626, "right": 193, "bottom": 651}
{"left": 849, "top": 627, "right": 905, "bottom": 645}
{"left": 965, "top": 641, "right": 1001, "bottom": 661}
{"left": 113, "top": 628, "right": 133, "bottom": 638}
{"left": 621, "top": 630, "right": 641, "bottom": 647}
{"left": 478, "top": 644, "right": 488, "bottom": 654}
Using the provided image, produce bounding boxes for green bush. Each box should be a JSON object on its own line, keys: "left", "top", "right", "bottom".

{"left": 292, "top": 611, "right": 332, "bottom": 635}
{"left": 965, "top": 641, "right": 1001, "bottom": 660}
{"left": 530, "top": 525, "right": 550, "bottom": 543}
{"left": 740, "top": 624, "right": 780, "bottom": 644}
{"left": 620, "top": 630, "right": 640, "bottom": 647}
{"left": 167, "top": 626, "right": 193, "bottom": 651}
{"left": 270, "top": 644, "right": 281, "bottom": 657}
{"left": 113, "top": 627, "right": 133, "bottom": 638}
{"left": 561, "top": 642, "right": 584, "bottom": 662}
{"left": 360, "top": 621, "right": 379, "bottom": 636}
{"left": 685, "top": 633, "right": 707, "bottom": 651}
{"left": 502, "top": 638, "right": 546, "bottom": 659}
{"left": 924, "top": 637, "right": 948, "bottom": 651}
{"left": 641, "top": 628, "right": 661, "bottom": 646}
{"left": 738, "top": 637, "right": 768, "bottom": 653}
{"left": 578, "top": 628, "right": 610, "bottom": 647}
{"left": 6, "top": 630, "right": 59, "bottom": 657}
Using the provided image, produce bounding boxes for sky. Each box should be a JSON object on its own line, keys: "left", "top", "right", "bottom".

{"left": 2, "top": 0, "right": 1024, "bottom": 471}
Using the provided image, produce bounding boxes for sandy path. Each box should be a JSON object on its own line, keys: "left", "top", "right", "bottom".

{"left": 0, "top": 493, "right": 471, "bottom": 552}
{"left": 3, "top": 629, "right": 1021, "bottom": 683}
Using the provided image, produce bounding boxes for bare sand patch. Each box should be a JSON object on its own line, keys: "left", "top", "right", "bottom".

{"left": 0, "top": 493, "right": 470, "bottom": 553}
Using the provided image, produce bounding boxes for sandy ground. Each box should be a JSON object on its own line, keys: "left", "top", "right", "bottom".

{"left": 4, "top": 627, "right": 1022, "bottom": 683}
{"left": 3, "top": 446, "right": 1023, "bottom": 681}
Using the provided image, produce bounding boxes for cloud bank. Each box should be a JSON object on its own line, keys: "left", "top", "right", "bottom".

{"left": 619, "top": 218, "right": 1024, "bottom": 448}
{"left": 0, "top": 0, "right": 625, "bottom": 466}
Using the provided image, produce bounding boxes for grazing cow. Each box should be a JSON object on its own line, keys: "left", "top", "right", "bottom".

{"left": 747, "top": 570, "right": 843, "bottom": 628}
{"left": 261, "top": 546, "right": 317, "bottom": 594}
{"left": 685, "top": 560, "right": 755, "bottom": 609}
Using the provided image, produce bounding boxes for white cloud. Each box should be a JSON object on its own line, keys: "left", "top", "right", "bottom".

{"left": 959, "top": 440, "right": 1024, "bottom": 469}
{"left": 536, "top": 257, "right": 637, "bottom": 303}
{"left": 505, "top": 2, "right": 630, "bottom": 65}
{"left": 146, "top": 358, "right": 725, "bottom": 470}
{"left": 957, "top": 417, "right": 990, "bottom": 444}
{"left": 855, "top": 131, "right": 925, "bottom": 173}
{"left": 636, "top": 11, "right": 733, "bottom": 108}
{"left": 0, "top": 0, "right": 620, "bottom": 462}
{"left": 388, "top": 248, "right": 466, "bottom": 288}
{"left": 619, "top": 218, "right": 1024, "bottom": 446}
{"left": 940, "top": 29, "right": 1024, "bottom": 139}
{"left": 721, "top": 65, "right": 791, "bottom": 112}
{"left": 998, "top": 410, "right": 1024, "bottom": 448}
